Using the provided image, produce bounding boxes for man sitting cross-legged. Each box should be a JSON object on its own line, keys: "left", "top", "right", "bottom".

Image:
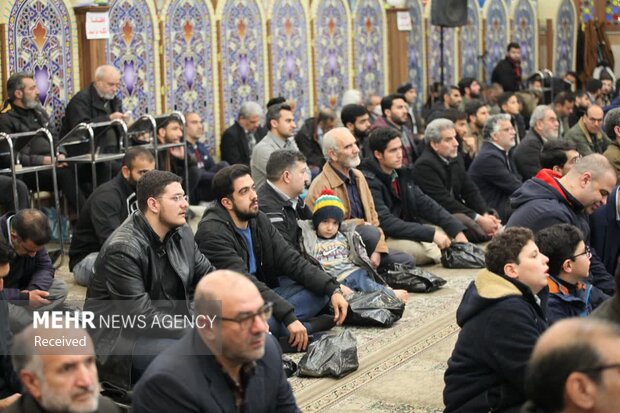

{"left": 195, "top": 165, "right": 349, "bottom": 352}
{"left": 359, "top": 127, "right": 468, "bottom": 265}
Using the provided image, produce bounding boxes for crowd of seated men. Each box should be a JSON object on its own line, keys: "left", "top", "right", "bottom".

{"left": 3, "top": 41, "right": 620, "bottom": 412}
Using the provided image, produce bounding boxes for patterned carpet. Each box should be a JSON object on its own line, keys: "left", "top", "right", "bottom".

{"left": 290, "top": 267, "right": 477, "bottom": 412}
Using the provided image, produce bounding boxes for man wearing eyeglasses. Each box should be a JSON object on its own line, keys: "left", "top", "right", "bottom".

{"left": 85, "top": 170, "right": 215, "bottom": 391}
{"left": 0, "top": 208, "right": 68, "bottom": 332}
{"left": 565, "top": 105, "right": 612, "bottom": 156}
{"left": 133, "top": 270, "right": 299, "bottom": 412}
{"left": 523, "top": 318, "right": 620, "bottom": 413}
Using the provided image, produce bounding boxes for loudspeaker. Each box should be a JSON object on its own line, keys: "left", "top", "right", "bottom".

{"left": 431, "top": 0, "right": 468, "bottom": 27}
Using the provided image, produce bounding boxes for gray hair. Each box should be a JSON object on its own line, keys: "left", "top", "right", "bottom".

{"left": 6, "top": 72, "right": 33, "bottom": 101}
{"left": 604, "top": 107, "right": 620, "bottom": 138}
{"left": 94, "top": 65, "right": 118, "bottom": 81}
{"left": 342, "top": 89, "right": 363, "bottom": 107}
{"left": 322, "top": 128, "right": 340, "bottom": 158}
{"left": 483, "top": 113, "right": 512, "bottom": 141}
{"left": 238, "top": 101, "right": 263, "bottom": 119}
{"left": 529, "top": 105, "right": 553, "bottom": 129}
{"left": 424, "top": 118, "right": 455, "bottom": 144}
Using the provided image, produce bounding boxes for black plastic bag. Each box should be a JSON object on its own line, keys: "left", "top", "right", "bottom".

{"left": 282, "top": 355, "right": 298, "bottom": 377}
{"left": 441, "top": 242, "right": 485, "bottom": 269}
{"left": 345, "top": 290, "right": 405, "bottom": 327}
{"left": 298, "top": 331, "right": 358, "bottom": 378}
{"left": 382, "top": 263, "right": 446, "bottom": 293}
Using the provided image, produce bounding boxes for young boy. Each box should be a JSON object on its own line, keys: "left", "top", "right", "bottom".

{"left": 299, "top": 190, "right": 408, "bottom": 302}
{"left": 536, "top": 224, "right": 607, "bottom": 324}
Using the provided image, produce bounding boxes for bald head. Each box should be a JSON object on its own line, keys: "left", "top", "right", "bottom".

{"left": 532, "top": 318, "right": 620, "bottom": 362}
{"left": 195, "top": 270, "right": 260, "bottom": 316}
{"left": 561, "top": 154, "right": 617, "bottom": 214}
{"left": 526, "top": 318, "right": 620, "bottom": 413}
{"left": 94, "top": 65, "right": 121, "bottom": 100}
{"left": 568, "top": 153, "right": 616, "bottom": 180}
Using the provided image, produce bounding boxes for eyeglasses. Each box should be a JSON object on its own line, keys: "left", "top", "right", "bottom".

{"left": 571, "top": 245, "right": 592, "bottom": 260}
{"left": 156, "top": 194, "right": 188, "bottom": 203}
{"left": 578, "top": 363, "right": 620, "bottom": 373}
{"left": 221, "top": 302, "right": 273, "bottom": 329}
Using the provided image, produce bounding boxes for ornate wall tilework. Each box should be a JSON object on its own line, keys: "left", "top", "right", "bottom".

{"left": 407, "top": 0, "right": 424, "bottom": 108}
{"left": 606, "top": 0, "right": 620, "bottom": 24}
{"left": 218, "top": 0, "right": 267, "bottom": 127}
{"left": 512, "top": 0, "right": 536, "bottom": 77}
{"left": 484, "top": 0, "right": 508, "bottom": 83}
{"left": 428, "top": 24, "right": 456, "bottom": 86}
{"left": 353, "top": 0, "right": 386, "bottom": 99}
{"left": 108, "top": 0, "right": 159, "bottom": 120}
{"left": 163, "top": 0, "right": 218, "bottom": 146}
{"left": 312, "top": 0, "right": 352, "bottom": 110}
{"left": 270, "top": 0, "right": 312, "bottom": 122}
{"left": 580, "top": 0, "right": 595, "bottom": 23}
{"left": 7, "top": 0, "right": 75, "bottom": 135}
{"left": 460, "top": 0, "right": 481, "bottom": 80}
{"left": 555, "top": 0, "right": 576, "bottom": 74}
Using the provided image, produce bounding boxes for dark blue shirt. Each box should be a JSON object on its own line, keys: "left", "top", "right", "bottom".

{"left": 235, "top": 226, "right": 256, "bottom": 275}
{"left": 332, "top": 165, "right": 364, "bottom": 219}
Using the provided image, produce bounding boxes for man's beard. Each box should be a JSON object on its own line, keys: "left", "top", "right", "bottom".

{"left": 23, "top": 95, "right": 41, "bottom": 110}
{"left": 353, "top": 127, "right": 368, "bottom": 140}
{"left": 39, "top": 380, "right": 100, "bottom": 413}
{"left": 344, "top": 155, "right": 361, "bottom": 168}
{"left": 233, "top": 204, "right": 258, "bottom": 222}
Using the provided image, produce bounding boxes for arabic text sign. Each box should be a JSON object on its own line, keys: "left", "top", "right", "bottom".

{"left": 86, "top": 12, "right": 109, "bottom": 40}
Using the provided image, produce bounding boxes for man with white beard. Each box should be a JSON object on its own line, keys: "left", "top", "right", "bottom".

{"left": 61, "top": 65, "right": 129, "bottom": 154}
{"left": 307, "top": 128, "right": 415, "bottom": 271}
{"left": 6, "top": 324, "right": 120, "bottom": 412}
{"left": 514, "top": 105, "right": 561, "bottom": 180}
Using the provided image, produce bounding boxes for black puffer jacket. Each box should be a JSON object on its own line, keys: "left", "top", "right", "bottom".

{"left": 195, "top": 203, "right": 340, "bottom": 327}
{"left": 360, "top": 157, "right": 466, "bottom": 242}
{"left": 0, "top": 105, "right": 57, "bottom": 167}
{"left": 84, "top": 211, "right": 214, "bottom": 389}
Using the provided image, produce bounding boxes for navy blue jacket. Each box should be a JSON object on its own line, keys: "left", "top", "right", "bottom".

{"left": 546, "top": 276, "right": 605, "bottom": 325}
{"left": 444, "top": 270, "right": 547, "bottom": 413}
{"left": 468, "top": 141, "right": 522, "bottom": 221}
{"left": 0, "top": 214, "right": 54, "bottom": 302}
{"left": 590, "top": 185, "right": 620, "bottom": 284}
{"left": 132, "top": 331, "right": 299, "bottom": 413}
{"left": 507, "top": 170, "right": 616, "bottom": 295}
{"left": 513, "top": 129, "right": 544, "bottom": 180}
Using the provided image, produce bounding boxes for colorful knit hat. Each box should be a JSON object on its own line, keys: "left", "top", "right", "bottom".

{"left": 312, "top": 189, "right": 345, "bottom": 229}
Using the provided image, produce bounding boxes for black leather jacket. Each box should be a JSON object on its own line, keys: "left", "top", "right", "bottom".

{"left": 84, "top": 211, "right": 214, "bottom": 389}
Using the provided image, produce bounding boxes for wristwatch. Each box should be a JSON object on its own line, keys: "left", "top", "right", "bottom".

{"left": 333, "top": 287, "right": 344, "bottom": 296}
